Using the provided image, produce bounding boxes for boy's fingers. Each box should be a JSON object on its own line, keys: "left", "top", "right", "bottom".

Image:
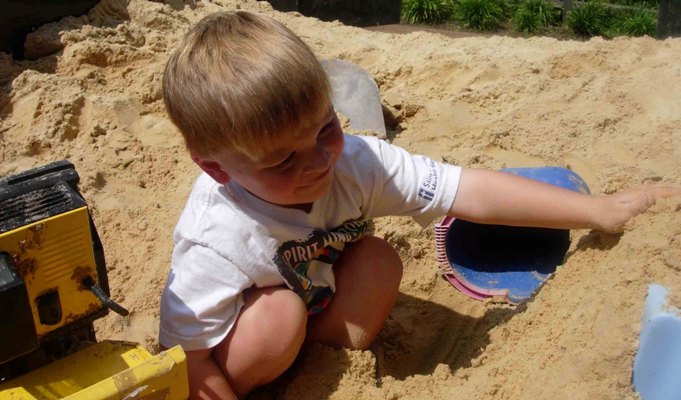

{"left": 632, "top": 185, "right": 681, "bottom": 214}
{"left": 630, "top": 185, "right": 681, "bottom": 199}
{"left": 622, "top": 185, "right": 681, "bottom": 205}
{"left": 651, "top": 185, "right": 681, "bottom": 198}
{"left": 638, "top": 191, "right": 655, "bottom": 206}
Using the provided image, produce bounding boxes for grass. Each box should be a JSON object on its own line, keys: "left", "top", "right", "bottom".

{"left": 452, "top": 0, "right": 506, "bottom": 31}
{"left": 609, "top": 7, "right": 657, "bottom": 36}
{"left": 606, "top": 0, "right": 657, "bottom": 7}
{"left": 566, "top": 0, "right": 612, "bottom": 37}
{"left": 512, "top": 0, "right": 561, "bottom": 33}
{"left": 401, "top": 0, "right": 454, "bottom": 24}
{"left": 398, "top": 0, "right": 659, "bottom": 38}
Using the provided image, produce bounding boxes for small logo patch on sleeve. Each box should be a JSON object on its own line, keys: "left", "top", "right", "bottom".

{"left": 418, "top": 188, "right": 435, "bottom": 201}
{"left": 418, "top": 159, "right": 438, "bottom": 202}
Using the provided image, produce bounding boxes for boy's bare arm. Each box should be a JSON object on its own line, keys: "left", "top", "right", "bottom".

{"left": 185, "top": 348, "right": 238, "bottom": 400}
{"left": 449, "top": 168, "right": 681, "bottom": 233}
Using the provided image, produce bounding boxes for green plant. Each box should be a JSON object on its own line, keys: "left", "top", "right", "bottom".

{"left": 401, "top": 0, "right": 454, "bottom": 24}
{"left": 502, "top": 0, "right": 523, "bottom": 19}
{"left": 452, "top": 0, "right": 506, "bottom": 31}
{"left": 514, "top": 7, "right": 542, "bottom": 33}
{"left": 513, "top": 0, "right": 561, "bottom": 33}
{"left": 566, "top": 0, "right": 612, "bottom": 37}
{"left": 606, "top": 0, "right": 657, "bottom": 8}
{"left": 610, "top": 7, "right": 657, "bottom": 36}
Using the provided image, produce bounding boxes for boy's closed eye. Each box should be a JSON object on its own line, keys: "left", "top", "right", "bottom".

{"left": 319, "top": 119, "right": 334, "bottom": 135}
{"left": 274, "top": 152, "right": 296, "bottom": 169}
{"left": 271, "top": 117, "right": 336, "bottom": 170}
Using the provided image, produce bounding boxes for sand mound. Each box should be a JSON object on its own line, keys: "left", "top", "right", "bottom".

{"left": 2, "top": 1, "right": 680, "bottom": 398}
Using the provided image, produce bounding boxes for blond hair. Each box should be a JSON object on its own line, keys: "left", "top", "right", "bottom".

{"left": 163, "top": 11, "right": 331, "bottom": 160}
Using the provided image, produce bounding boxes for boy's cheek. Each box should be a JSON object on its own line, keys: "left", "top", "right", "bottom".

{"left": 328, "top": 132, "right": 344, "bottom": 159}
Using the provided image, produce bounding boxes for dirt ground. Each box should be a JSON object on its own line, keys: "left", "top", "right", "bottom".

{"left": 1, "top": 1, "right": 681, "bottom": 399}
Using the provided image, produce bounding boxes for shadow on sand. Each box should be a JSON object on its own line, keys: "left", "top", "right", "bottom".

{"left": 252, "top": 289, "right": 523, "bottom": 399}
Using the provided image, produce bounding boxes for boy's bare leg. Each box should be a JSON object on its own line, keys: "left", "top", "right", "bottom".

{"left": 188, "top": 286, "right": 307, "bottom": 399}
{"left": 306, "top": 235, "right": 403, "bottom": 350}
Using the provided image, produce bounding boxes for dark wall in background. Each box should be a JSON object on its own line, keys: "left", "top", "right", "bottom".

{"left": 269, "top": 0, "right": 298, "bottom": 11}
{"left": 268, "top": 0, "right": 400, "bottom": 26}
{"left": 657, "top": 0, "right": 681, "bottom": 38}
{"left": 0, "top": 0, "right": 98, "bottom": 57}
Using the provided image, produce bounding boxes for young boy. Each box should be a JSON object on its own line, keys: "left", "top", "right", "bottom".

{"left": 159, "top": 11, "right": 679, "bottom": 400}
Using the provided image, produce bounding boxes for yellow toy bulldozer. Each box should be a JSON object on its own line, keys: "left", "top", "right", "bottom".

{"left": 0, "top": 161, "right": 188, "bottom": 399}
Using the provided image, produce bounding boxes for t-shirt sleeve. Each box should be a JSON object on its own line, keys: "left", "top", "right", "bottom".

{"left": 364, "top": 138, "right": 462, "bottom": 227}
{"left": 159, "top": 239, "right": 252, "bottom": 351}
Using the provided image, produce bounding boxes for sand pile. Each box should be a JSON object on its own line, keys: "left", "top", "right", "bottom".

{"left": 1, "top": 1, "right": 680, "bottom": 398}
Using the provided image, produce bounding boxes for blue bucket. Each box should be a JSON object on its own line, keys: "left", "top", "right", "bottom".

{"left": 435, "top": 167, "right": 590, "bottom": 303}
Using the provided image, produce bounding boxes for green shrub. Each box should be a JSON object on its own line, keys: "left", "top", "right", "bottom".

{"left": 607, "top": 0, "right": 657, "bottom": 8}
{"left": 503, "top": 0, "right": 523, "bottom": 19}
{"left": 566, "top": 0, "right": 612, "bottom": 37}
{"left": 401, "top": 0, "right": 454, "bottom": 24}
{"left": 452, "top": 0, "right": 506, "bottom": 31}
{"left": 514, "top": 8, "right": 542, "bottom": 33}
{"left": 513, "top": 0, "right": 561, "bottom": 33}
{"left": 610, "top": 7, "right": 657, "bottom": 36}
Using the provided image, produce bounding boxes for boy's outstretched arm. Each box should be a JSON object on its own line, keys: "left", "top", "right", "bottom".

{"left": 448, "top": 168, "right": 681, "bottom": 233}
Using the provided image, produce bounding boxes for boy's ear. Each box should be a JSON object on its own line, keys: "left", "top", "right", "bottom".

{"left": 192, "top": 155, "right": 231, "bottom": 184}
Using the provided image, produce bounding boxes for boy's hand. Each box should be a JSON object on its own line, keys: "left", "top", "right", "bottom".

{"left": 594, "top": 185, "right": 681, "bottom": 233}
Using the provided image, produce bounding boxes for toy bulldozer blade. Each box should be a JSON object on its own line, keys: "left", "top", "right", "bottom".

{"left": 0, "top": 342, "right": 188, "bottom": 400}
{"left": 0, "top": 161, "right": 188, "bottom": 399}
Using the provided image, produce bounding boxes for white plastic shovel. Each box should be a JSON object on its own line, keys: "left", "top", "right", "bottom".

{"left": 322, "top": 59, "right": 387, "bottom": 139}
{"left": 633, "top": 284, "right": 681, "bottom": 400}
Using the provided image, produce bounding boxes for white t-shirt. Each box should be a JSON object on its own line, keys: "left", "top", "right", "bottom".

{"left": 159, "top": 134, "right": 462, "bottom": 350}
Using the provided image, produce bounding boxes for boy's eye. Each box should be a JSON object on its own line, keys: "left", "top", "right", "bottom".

{"left": 275, "top": 152, "right": 295, "bottom": 168}
{"left": 319, "top": 121, "right": 334, "bottom": 136}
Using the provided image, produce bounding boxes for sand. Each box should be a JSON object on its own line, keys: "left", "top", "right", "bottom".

{"left": 1, "top": 0, "right": 681, "bottom": 398}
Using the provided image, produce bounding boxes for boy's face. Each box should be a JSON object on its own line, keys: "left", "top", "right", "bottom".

{"left": 198, "top": 108, "right": 344, "bottom": 207}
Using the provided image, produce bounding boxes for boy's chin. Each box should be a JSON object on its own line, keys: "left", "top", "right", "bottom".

{"left": 287, "top": 189, "right": 328, "bottom": 206}
{"left": 256, "top": 186, "right": 330, "bottom": 209}
{"left": 279, "top": 182, "right": 332, "bottom": 207}
{"left": 297, "top": 177, "right": 334, "bottom": 201}
{"left": 254, "top": 173, "right": 334, "bottom": 208}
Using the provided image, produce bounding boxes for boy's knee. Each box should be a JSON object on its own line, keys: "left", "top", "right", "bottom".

{"left": 357, "top": 236, "right": 403, "bottom": 284}
{"left": 263, "top": 288, "right": 308, "bottom": 329}
{"left": 212, "top": 288, "right": 307, "bottom": 396}
{"left": 215, "top": 288, "right": 307, "bottom": 369}
{"left": 243, "top": 287, "right": 308, "bottom": 351}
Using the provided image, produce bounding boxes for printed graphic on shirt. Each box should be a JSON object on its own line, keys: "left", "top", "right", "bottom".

{"left": 272, "top": 219, "right": 368, "bottom": 314}
{"left": 418, "top": 159, "right": 438, "bottom": 201}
